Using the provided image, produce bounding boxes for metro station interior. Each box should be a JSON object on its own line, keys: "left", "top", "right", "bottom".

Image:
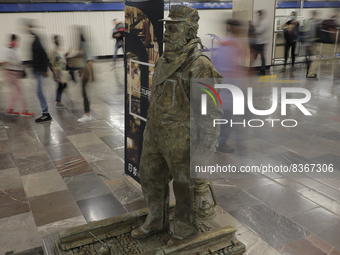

{"left": 1, "top": 0, "right": 340, "bottom": 255}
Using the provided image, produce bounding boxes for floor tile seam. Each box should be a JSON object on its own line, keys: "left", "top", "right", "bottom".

{"left": 234, "top": 175, "right": 279, "bottom": 191}
{"left": 54, "top": 157, "right": 88, "bottom": 168}
{"left": 296, "top": 182, "right": 340, "bottom": 206}
{"left": 308, "top": 185, "right": 340, "bottom": 203}
{"left": 12, "top": 173, "right": 35, "bottom": 217}
{"left": 305, "top": 235, "right": 340, "bottom": 255}
{"left": 287, "top": 207, "right": 340, "bottom": 240}
{"left": 40, "top": 115, "right": 73, "bottom": 151}
{"left": 245, "top": 180, "right": 317, "bottom": 208}
{"left": 297, "top": 189, "right": 340, "bottom": 218}
{"left": 271, "top": 174, "right": 340, "bottom": 203}
{"left": 240, "top": 186, "right": 317, "bottom": 233}
{"left": 103, "top": 176, "right": 143, "bottom": 201}
{"left": 29, "top": 189, "right": 84, "bottom": 223}
{"left": 53, "top": 167, "right": 112, "bottom": 211}
{"left": 270, "top": 177, "right": 326, "bottom": 196}
{"left": 70, "top": 184, "right": 114, "bottom": 203}
{"left": 232, "top": 203, "right": 307, "bottom": 252}
{"left": 276, "top": 234, "right": 332, "bottom": 255}
{"left": 112, "top": 149, "right": 125, "bottom": 161}
{"left": 235, "top": 230, "right": 279, "bottom": 254}
{"left": 56, "top": 164, "right": 91, "bottom": 174}
{"left": 289, "top": 205, "right": 325, "bottom": 220}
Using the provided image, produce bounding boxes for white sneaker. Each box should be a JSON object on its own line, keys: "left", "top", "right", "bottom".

{"left": 77, "top": 114, "right": 92, "bottom": 123}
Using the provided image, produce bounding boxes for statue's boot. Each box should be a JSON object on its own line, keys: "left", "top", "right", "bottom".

{"left": 131, "top": 223, "right": 169, "bottom": 239}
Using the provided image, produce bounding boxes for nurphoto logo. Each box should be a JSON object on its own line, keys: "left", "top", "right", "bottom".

{"left": 200, "top": 84, "right": 312, "bottom": 128}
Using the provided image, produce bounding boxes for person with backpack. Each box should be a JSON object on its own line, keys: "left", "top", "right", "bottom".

{"left": 281, "top": 11, "right": 299, "bottom": 72}
{"left": 49, "top": 35, "right": 69, "bottom": 109}
{"left": 307, "top": 11, "right": 339, "bottom": 78}
{"left": 111, "top": 19, "right": 125, "bottom": 68}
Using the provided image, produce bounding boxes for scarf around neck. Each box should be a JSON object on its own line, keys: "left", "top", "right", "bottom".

{"left": 152, "top": 38, "right": 203, "bottom": 87}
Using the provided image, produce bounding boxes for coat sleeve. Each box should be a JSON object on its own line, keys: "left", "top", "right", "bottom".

{"left": 189, "top": 56, "right": 224, "bottom": 162}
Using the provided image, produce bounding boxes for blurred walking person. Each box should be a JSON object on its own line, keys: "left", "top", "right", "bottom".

{"left": 3, "top": 34, "right": 34, "bottom": 117}
{"left": 281, "top": 11, "right": 299, "bottom": 71}
{"left": 49, "top": 35, "right": 69, "bottom": 109}
{"left": 27, "top": 23, "right": 52, "bottom": 122}
{"left": 307, "top": 11, "right": 338, "bottom": 78}
{"left": 77, "top": 32, "right": 95, "bottom": 123}
{"left": 302, "top": 11, "right": 321, "bottom": 78}
{"left": 111, "top": 19, "right": 125, "bottom": 68}
{"left": 251, "top": 10, "right": 269, "bottom": 75}
{"left": 213, "top": 19, "right": 248, "bottom": 153}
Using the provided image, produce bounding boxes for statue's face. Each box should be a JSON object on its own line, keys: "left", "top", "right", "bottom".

{"left": 163, "top": 21, "right": 187, "bottom": 52}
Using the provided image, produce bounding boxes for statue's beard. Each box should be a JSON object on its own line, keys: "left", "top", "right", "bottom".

{"left": 163, "top": 37, "right": 188, "bottom": 61}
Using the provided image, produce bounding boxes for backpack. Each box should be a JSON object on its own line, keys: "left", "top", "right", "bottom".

{"left": 284, "top": 21, "right": 298, "bottom": 43}
{"left": 320, "top": 18, "right": 337, "bottom": 43}
{"left": 112, "top": 23, "right": 125, "bottom": 39}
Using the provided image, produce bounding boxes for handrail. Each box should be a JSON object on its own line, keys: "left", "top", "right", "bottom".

{"left": 272, "top": 29, "right": 340, "bottom": 64}
{"left": 205, "top": 33, "right": 223, "bottom": 61}
{"left": 205, "top": 33, "right": 223, "bottom": 42}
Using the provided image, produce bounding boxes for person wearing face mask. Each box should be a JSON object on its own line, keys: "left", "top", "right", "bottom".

{"left": 49, "top": 35, "right": 69, "bottom": 109}
{"left": 281, "top": 11, "right": 300, "bottom": 72}
{"left": 3, "top": 34, "right": 34, "bottom": 117}
{"left": 130, "top": 5, "right": 223, "bottom": 241}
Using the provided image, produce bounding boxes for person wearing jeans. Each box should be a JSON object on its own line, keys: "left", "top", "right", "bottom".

{"left": 111, "top": 19, "right": 125, "bottom": 67}
{"left": 113, "top": 40, "right": 125, "bottom": 65}
{"left": 49, "top": 35, "right": 68, "bottom": 109}
{"left": 77, "top": 32, "right": 94, "bottom": 123}
{"left": 28, "top": 23, "right": 51, "bottom": 122}
{"left": 35, "top": 71, "right": 49, "bottom": 113}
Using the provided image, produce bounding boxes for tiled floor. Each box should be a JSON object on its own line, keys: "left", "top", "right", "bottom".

{"left": 1, "top": 59, "right": 340, "bottom": 255}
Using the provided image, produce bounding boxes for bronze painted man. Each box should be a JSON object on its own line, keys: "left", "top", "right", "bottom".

{"left": 131, "top": 5, "right": 223, "bottom": 240}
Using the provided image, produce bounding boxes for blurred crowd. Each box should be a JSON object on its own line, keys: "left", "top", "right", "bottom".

{"left": 2, "top": 10, "right": 340, "bottom": 128}
{"left": 0, "top": 21, "right": 95, "bottom": 123}
{"left": 212, "top": 9, "right": 340, "bottom": 153}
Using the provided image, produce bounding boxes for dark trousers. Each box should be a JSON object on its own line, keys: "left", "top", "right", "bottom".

{"left": 218, "top": 109, "right": 232, "bottom": 145}
{"left": 284, "top": 41, "right": 296, "bottom": 67}
{"left": 254, "top": 44, "right": 266, "bottom": 71}
{"left": 56, "top": 83, "right": 67, "bottom": 103}
{"left": 81, "top": 68, "right": 91, "bottom": 113}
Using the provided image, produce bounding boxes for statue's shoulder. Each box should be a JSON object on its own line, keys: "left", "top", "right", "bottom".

{"left": 182, "top": 50, "right": 214, "bottom": 72}
{"left": 182, "top": 50, "right": 222, "bottom": 79}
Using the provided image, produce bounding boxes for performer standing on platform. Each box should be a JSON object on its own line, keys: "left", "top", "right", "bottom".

{"left": 131, "top": 5, "right": 223, "bottom": 240}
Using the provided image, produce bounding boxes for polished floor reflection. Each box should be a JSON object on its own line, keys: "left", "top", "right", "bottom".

{"left": 1, "top": 59, "right": 340, "bottom": 255}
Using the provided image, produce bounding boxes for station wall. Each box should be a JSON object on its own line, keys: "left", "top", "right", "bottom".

{"left": 0, "top": 5, "right": 339, "bottom": 61}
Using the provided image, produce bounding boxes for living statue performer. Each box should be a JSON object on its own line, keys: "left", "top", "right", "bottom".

{"left": 131, "top": 5, "right": 223, "bottom": 240}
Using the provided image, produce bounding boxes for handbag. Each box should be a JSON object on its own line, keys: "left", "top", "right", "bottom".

{"left": 66, "top": 54, "right": 86, "bottom": 70}
{"left": 61, "top": 70, "right": 71, "bottom": 83}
